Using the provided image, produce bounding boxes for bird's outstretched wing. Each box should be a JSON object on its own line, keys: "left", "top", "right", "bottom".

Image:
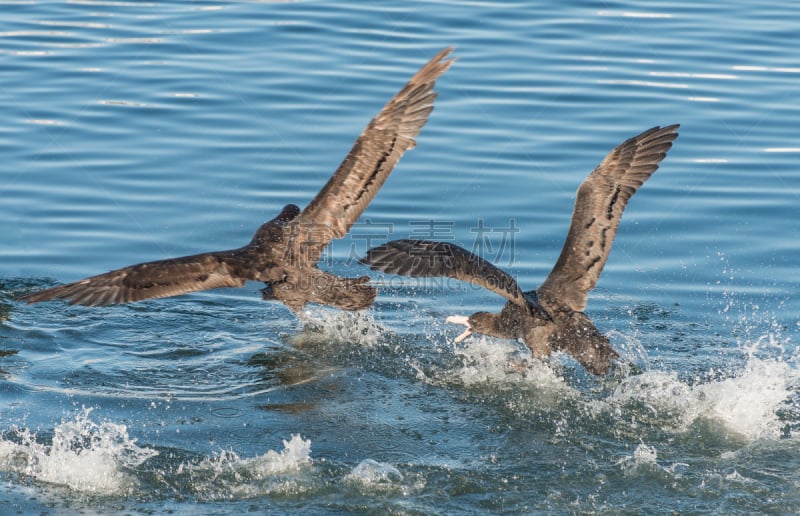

{"left": 537, "top": 124, "right": 680, "bottom": 312}
{"left": 360, "top": 239, "right": 526, "bottom": 307}
{"left": 18, "top": 251, "right": 247, "bottom": 306}
{"left": 291, "top": 48, "right": 455, "bottom": 261}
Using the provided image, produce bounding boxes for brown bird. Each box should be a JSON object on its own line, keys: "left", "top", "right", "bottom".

{"left": 361, "top": 124, "right": 679, "bottom": 375}
{"left": 19, "top": 48, "right": 455, "bottom": 314}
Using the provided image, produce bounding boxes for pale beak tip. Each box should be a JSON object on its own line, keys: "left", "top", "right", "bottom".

{"left": 446, "top": 315, "right": 469, "bottom": 326}
{"left": 453, "top": 326, "right": 472, "bottom": 343}
{"left": 446, "top": 315, "right": 472, "bottom": 343}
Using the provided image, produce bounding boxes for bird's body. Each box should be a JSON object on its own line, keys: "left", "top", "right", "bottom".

{"left": 459, "top": 290, "right": 617, "bottom": 375}
{"left": 362, "top": 124, "right": 680, "bottom": 374}
{"left": 20, "top": 48, "right": 455, "bottom": 314}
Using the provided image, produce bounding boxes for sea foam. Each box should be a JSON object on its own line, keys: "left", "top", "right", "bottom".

{"left": 345, "top": 459, "right": 404, "bottom": 485}
{"left": 0, "top": 407, "right": 157, "bottom": 495}
{"left": 175, "top": 434, "right": 313, "bottom": 500}
{"left": 295, "top": 309, "right": 383, "bottom": 347}
{"left": 606, "top": 355, "right": 798, "bottom": 441}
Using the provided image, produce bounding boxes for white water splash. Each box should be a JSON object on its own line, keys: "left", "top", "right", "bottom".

{"left": 177, "top": 434, "right": 313, "bottom": 499}
{"left": 188, "top": 434, "right": 311, "bottom": 477}
{"left": 619, "top": 444, "right": 687, "bottom": 480}
{"left": 295, "top": 309, "right": 383, "bottom": 347}
{"left": 605, "top": 329, "right": 650, "bottom": 372}
{"left": 343, "top": 459, "right": 424, "bottom": 497}
{"left": 696, "top": 358, "right": 797, "bottom": 439}
{"left": 607, "top": 356, "right": 799, "bottom": 441}
{"left": 0, "top": 407, "right": 157, "bottom": 494}
{"left": 620, "top": 443, "right": 658, "bottom": 474}
{"left": 345, "top": 459, "right": 403, "bottom": 485}
{"left": 240, "top": 434, "right": 312, "bottom": 477}
{"left": 451, "top": 336, "right": 574, "bottom": 393}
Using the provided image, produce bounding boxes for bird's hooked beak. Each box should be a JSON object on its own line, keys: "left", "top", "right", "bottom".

{"left": 446, "top": 315, "right": 472, "bottom": 343}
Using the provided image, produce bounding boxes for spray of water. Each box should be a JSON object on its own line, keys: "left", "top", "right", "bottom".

{"left": 0, "top": 407, "right": 157, "bottom": 494}
{"left": 174, "top": 434, "right": 313, "bottom": 500}
{"left": 295, "top": 309, "right": 383, "bottom": 347}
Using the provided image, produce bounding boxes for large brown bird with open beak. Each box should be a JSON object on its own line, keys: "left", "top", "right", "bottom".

{"left": 361, "top": 124, "right": 679, "bottom": 375}
{"left": 20, "top": 48, "right": 455, "bottom": 314}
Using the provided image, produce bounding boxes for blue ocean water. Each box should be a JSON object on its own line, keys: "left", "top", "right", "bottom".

{"left": 1, "top": 0, "right": 799, "bottom": 513}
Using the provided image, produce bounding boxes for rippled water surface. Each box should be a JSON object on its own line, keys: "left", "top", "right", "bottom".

{"left": 2, "top": 1, "right": 800, "bottom": 513}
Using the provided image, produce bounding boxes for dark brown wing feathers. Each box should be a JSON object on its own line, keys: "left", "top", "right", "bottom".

{"left": 537, "top": 124, "right": 679, "bottom": 312}
{"left": 294, "top": 48, "right": 455, "bottom": 255}
{"left": 360, "top": 239, "right": 526, "bottom": 306}
{"left": 18, "top": 252, "right": 247, "bottom": 306}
